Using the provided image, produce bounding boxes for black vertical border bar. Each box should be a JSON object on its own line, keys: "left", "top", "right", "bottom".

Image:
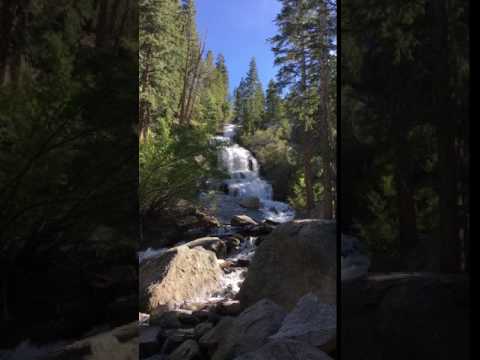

{"left": 336, "top": 0, "right": 342, "bottom": 358}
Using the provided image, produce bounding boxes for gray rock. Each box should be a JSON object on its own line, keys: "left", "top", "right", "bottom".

{"left": 184, "top": 236, "right": 227, "bottom": 259}
{"left": 234, "top": 340, "right": 333, "bottom": 360}
{"left": 210, "top": 299, "right": 287, "bottom": 360}
{"left": 270, "top": 293, "right": 336, "bottom": 352}
{"left": 231, "top": 215, "right": 258, "bottom": 227}
{"left": 238, "top": 220, "right": 337, "bottom": 310}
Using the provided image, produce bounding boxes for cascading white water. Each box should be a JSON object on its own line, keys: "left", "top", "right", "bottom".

{"left": 214, "top": 124, "right": 295, "bottom": 223}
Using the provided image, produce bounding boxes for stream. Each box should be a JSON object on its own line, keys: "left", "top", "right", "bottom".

{"left": 139, "top": 123, "right": 295, "bottom": 323}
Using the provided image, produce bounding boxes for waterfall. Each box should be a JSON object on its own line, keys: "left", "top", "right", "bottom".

{"left": 211, "top": 124, "right": 295, "bottom": 223}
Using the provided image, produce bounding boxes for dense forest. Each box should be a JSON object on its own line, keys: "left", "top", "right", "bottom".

{"left": 0, "top": 0, "right": 138, "bottom": 345}
{"left": 140, "top": 0, "right": 337, "bottom": 228}
{"left": 341, "top": 0, "right": 470, "bottom": 272}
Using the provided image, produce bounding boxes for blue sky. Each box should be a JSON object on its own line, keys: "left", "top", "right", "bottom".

{"left": 196, "top": 0, "right": 282, "bottom": 95}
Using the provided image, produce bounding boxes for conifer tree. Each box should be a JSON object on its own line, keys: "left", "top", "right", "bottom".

{"left": 264, "top": 80, "right": 284, "bottom": 128}
{"left": 235, "top": 58, "right": 265, "bottom": 135}
{"left": 271, "top": 0, "right": 336, "bottom": 217}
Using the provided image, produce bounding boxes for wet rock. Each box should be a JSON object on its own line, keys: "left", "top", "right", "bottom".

{"left": 234, "top": 340, "right": 333, "bottom": 360}
{"left": 184, "top": 237, "right": 227, "bottom": 259}
{"left": 239, "top": 196, "right": 261, "bottom": 209}
{"left": 270, "top": 293, "right": 336, "bottom": 353}
{"left": 231, "top": 215, "right": 258, "bottom": 227}
{"left": 238, "top": 220, "right": 336, "bottom": 310}
{"left": 168, "top": 340, "right": 200, "bottom": 360}
{"left": 223, "top": 236, "right": 243, "bottom": 254}
{"left": 140, "top": 246, "right": 223, "bottom": 312}
{"left": 209, "top": 299, "right": 287, "bottom": 360}
{"left": 218, "top": 259, "right": 235, "bottom": 270}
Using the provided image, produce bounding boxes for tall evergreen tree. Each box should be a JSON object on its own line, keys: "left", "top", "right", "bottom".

{"left": 235, "top": 58, "right": 265, "bottom": 135}
{"left": 271, "top": 0, "right": 336, "bottom": 217}
{"left": 263, "top": 79, "right": 285, "bottom": 128}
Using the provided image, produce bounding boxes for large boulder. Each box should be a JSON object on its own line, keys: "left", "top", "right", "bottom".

{"left": 184, "top": 237, "right": 227, "bottom": 259}
{"left": 140, "top": 246, "right": 223, "bottom": 312}
{"left": 234, "top": 340, "right": 333, "bottom": 360}
{"left": 342, "top": 273, "right": 470, "bottom": 360}
{"left": 238, "top": 220, "right": 336, "bottom": 310}
{"left": 270, "top": 293, "right": 336, "bottom": 353}
{"left": 203, "top": 299, "right": 287, "bottom": 360}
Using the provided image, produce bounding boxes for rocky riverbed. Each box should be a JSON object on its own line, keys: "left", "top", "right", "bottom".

{"left": 138, "top": 217, "right": 338, "bottom": 360}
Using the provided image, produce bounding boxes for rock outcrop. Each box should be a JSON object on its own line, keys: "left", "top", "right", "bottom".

{"left": 270, "top": 293, "right": 336, "bottom": 352}
{"left": 200, "top": 299, "right": 287, "bottom": 360}
{"left": 238, "top": 220, "right": 336, "bottom": 309}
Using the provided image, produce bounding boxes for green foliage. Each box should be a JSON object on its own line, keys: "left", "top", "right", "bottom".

{"left": 234, "top": 58, "right": 265, "bottom": 135}
{"left": 240, "top": 126, "right": 294, "bottom": 201}
{"left": 342, "top": 0, "right": 469, "bottom": 270}
{"left": 139, "top": 124, "right": 219, "bottom": 213}
{"left": 139, "top": 0, "right": 232, "bottom": 214}
{"left": 0, "top": 0, "right": 139, "bottom": 329}
{"left": 357, "top": 175, "right": 399, "bottom": 256}
{"left": 269, "top": 0, "right": 336, "bottom": 216}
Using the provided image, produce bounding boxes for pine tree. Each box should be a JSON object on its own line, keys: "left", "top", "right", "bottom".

{"left": 264, "top": 79, "right": 284, "bottom": 128}
{"left": 271, "top": 0, "right": 336, "bottom": 217}
{"left": 139, "top": 0, "right": 182, "bottom": 141}
{"left": 235, "top": 58, "right": 265, "bottom": 135}
{"left": 215, "top": 54, "right": 231, "bottom": 122}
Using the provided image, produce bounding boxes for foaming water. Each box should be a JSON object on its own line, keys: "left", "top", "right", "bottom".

{"left": 211, "top": 123, "right": 295, "bottom": 223}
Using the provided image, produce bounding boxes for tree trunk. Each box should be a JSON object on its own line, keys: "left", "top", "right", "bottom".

{"left": 304, "top": 148, "right": 315, "bottom": 217}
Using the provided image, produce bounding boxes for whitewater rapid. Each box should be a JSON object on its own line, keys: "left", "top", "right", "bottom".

{"left": 210, "top": 123, "right": 295, "bottom": 223}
